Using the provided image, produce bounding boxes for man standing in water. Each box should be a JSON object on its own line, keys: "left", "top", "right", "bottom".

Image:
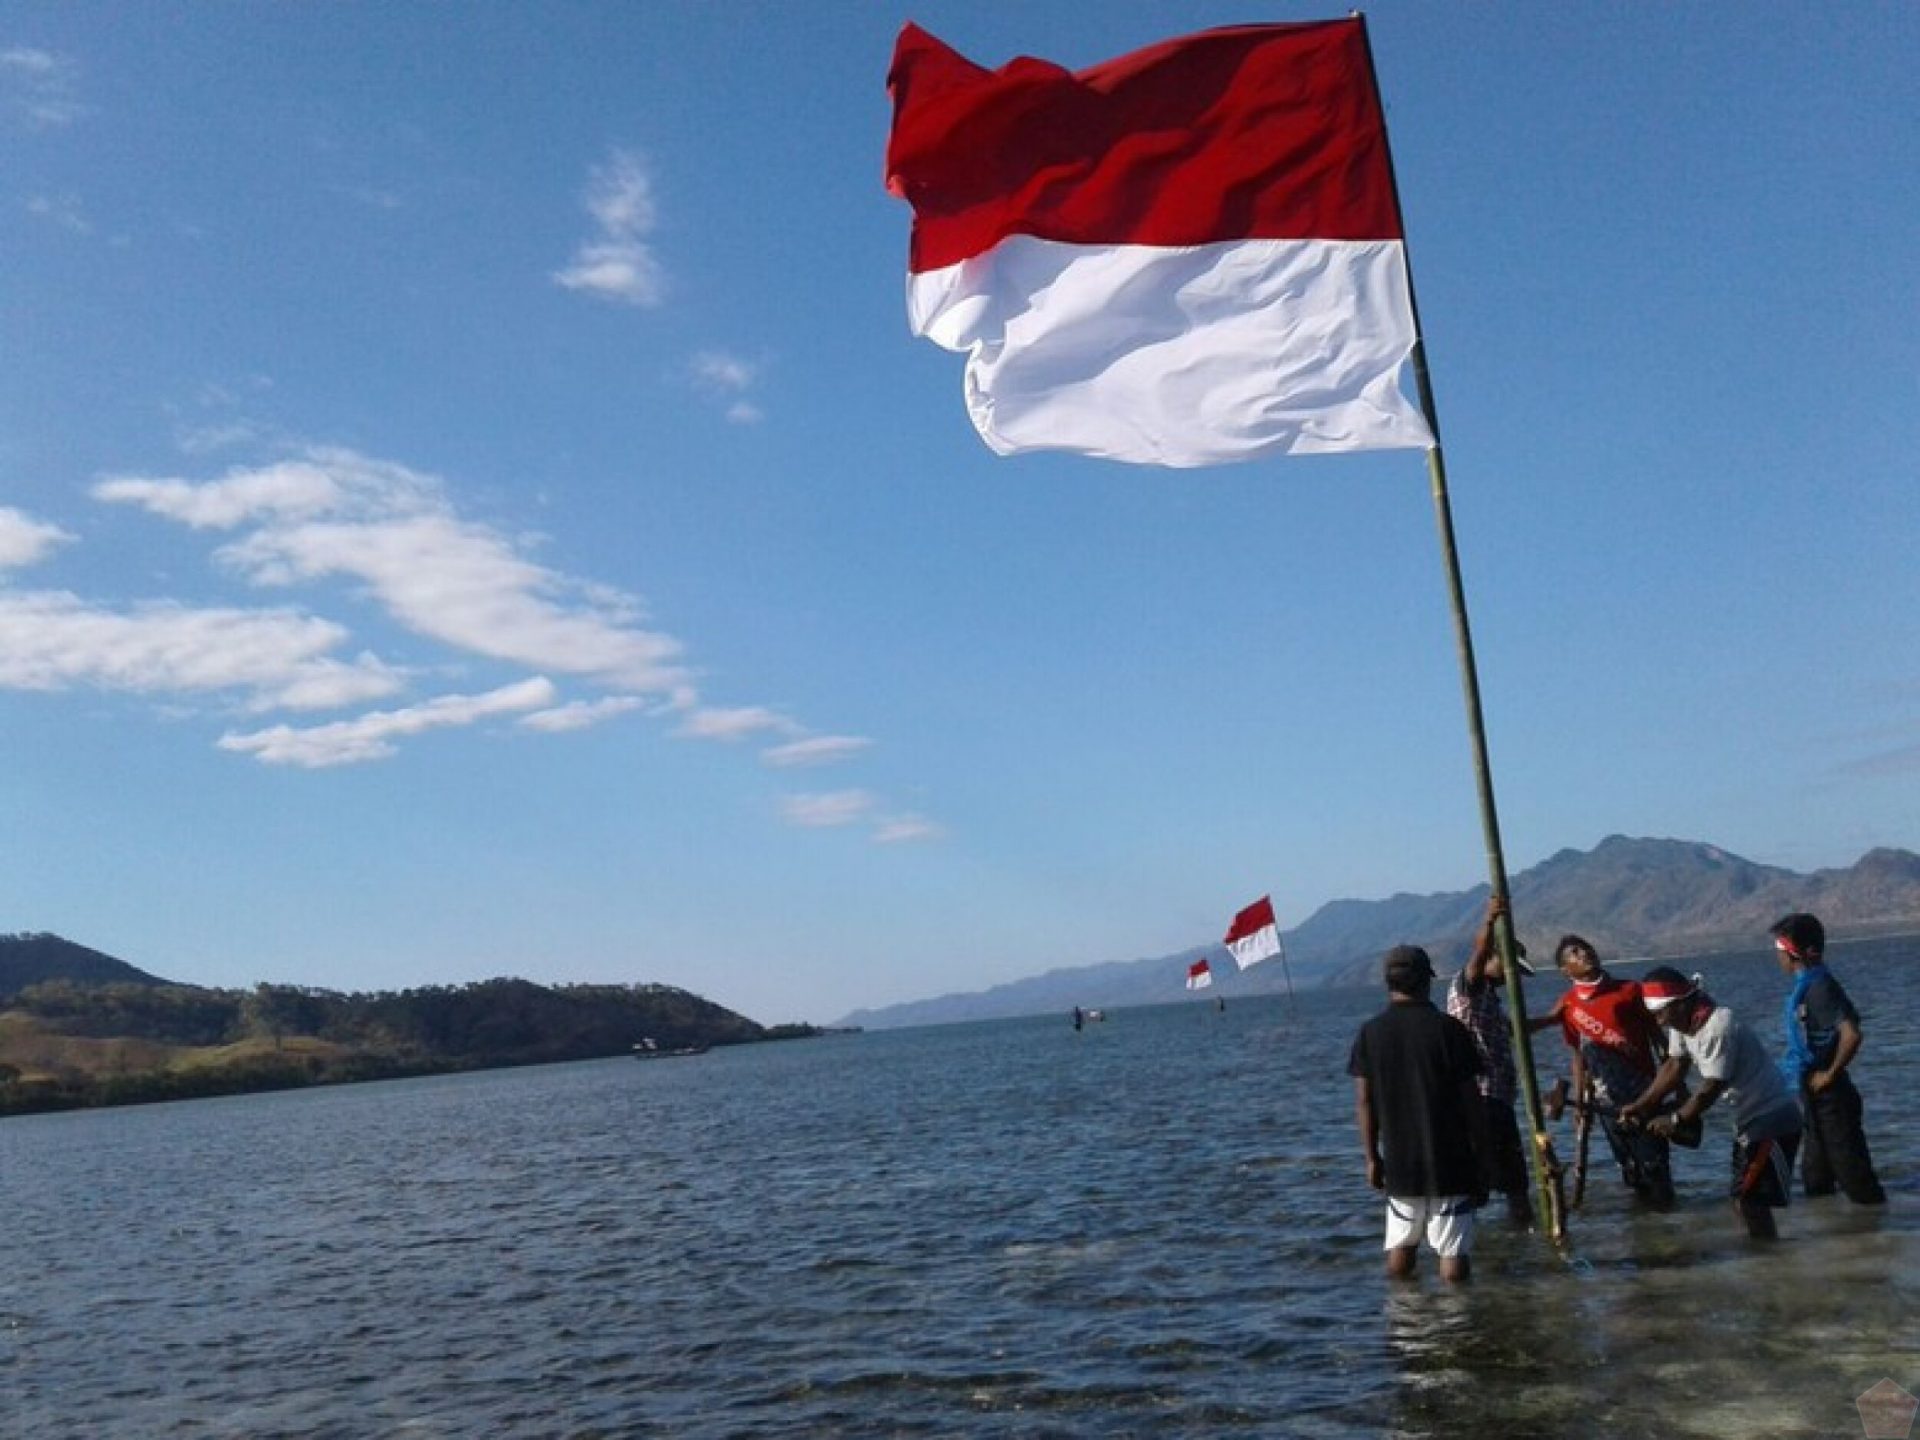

{"left": 1539, "top": 933, "right": 1677, "bottom": 1207}
{"left": 1349, "top": 943, "right": 1488, "bottom": 1283}
{"left": 1622, "top": 968, "right": 1803, "bottom": 1239}
{"left": 1771, "top": 913, "right": 1885, "bottom": 1204}
{"left": 1445, "top": 898, "right": 1535, "bottom": 1225}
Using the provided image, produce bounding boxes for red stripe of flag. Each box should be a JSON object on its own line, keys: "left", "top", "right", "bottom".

{"left": 886, "top": 20, "right": 1402, "bottom": 274}
{"left": 1224, "top": 896, "right": 1277, "bottom": 946}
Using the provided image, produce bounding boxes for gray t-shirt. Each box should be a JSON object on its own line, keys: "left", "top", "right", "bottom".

{"left": 1671, "top": 1005, "right": 1800, "bottom": 1140}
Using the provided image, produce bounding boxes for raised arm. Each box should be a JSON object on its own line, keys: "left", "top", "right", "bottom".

{"left": 1463, "top": 895, "right": 1507, "bottom": 986}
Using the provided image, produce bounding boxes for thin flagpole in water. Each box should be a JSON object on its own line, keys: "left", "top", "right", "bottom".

{"left": 1356, "top": 13, "right": 1560, "bottom": 1235}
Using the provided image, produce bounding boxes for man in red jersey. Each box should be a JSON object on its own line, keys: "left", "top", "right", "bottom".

{"left": 1537, "top": 935, "right": 1677, "bottom": 1207}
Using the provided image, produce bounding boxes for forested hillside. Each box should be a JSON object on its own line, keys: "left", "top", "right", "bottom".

{"left": 0, "top": 970, "right": 784, "bottom": 1116}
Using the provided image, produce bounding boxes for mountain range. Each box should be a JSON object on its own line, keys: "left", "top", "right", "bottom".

{"left": 834, "top": 837, "right": 1920, "bottom": 1030}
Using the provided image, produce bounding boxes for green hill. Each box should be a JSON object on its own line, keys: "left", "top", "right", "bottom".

{"left": 0, "top": 932, "right": 172, "bottom": 998}
{"left": 0, "top": 939, "right": 797, "bottom": 1116}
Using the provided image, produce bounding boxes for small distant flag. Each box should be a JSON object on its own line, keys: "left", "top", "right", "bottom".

{"left": 1186, "top": 958, "right": 1213, "bottom": 991}
{"left": 1224, "top": 896, "right": 1283, "bottom": 969}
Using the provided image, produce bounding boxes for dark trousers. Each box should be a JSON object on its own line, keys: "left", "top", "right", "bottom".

{"left": 1598, "top": 1114, "right": 1674, "bottom": 1203}
{"left": 1480, "top": 1096, "right": 1532, "bottom": 1216}
{"left": 1800, "top": 1071, "right": 1885, "bottom": 1204}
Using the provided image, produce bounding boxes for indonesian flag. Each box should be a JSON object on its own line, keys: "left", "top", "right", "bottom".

{"left": 1186, "top": 958, "right": 1213, "bottom": 990}
{"left": 885, "top": 19, "right": 1434, "bottom": 467}
{"left": 1224, "top": 896, "right": 1283, "bottom": 969}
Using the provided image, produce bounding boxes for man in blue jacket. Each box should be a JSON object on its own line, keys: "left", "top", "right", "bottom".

{"left": 1772, "top": 913, "right": 1885, "bottom": 1205}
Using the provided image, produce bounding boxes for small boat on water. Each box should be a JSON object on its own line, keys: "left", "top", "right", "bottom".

{"left": 632, "top": 1038, "right": 709, "bottom": 1059}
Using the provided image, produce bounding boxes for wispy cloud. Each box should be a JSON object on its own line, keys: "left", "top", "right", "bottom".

{"left": 96, "top": 448, "right": 688, "bottom": 694}
{"left": 175, "top": 420, "right": 270, "bottom": 457}
{"left": 691, "top": 349, "right": 766, "bottom": 424}
{"left": 780, "top": 790, "right": 878, "bottom": 829}
{"left": 676, "top": 704, "right": 796, "bottom": 743}
{"left": 220, "top": 677, "right": 556, "bottom": 768}
{"left": 2, "top": 47, "right": 86, "bottom": 129}
{"left": 0, "top": 507, "right": 74, "bottom": 569}
{"left": 165, "top": 376, "right": 281, "bottom": 456}
{"left": 776, "top": 791, "right": 942, "bottom": 844}
{"left": 553, "top": 148, "right": 666, "bottom": 307}
{"left": 332, "top": 184, "right": 403, "bottom": 212}
{"left": 874, "top": 814, "right": 944, "bottom": 844}
{"left": 25, "top": 192, "right": 91, "bottom": 234}
{"left": 761, "top": 735, "right": 871, "bottom": 768}
{"left": 0, "top": 590, "right": 404, "bottom": 711}
{"left": 1838, "top": 741, "right": 1920, "bottom": 779}
{"left": 519, "top": 694, "right": 646, "bottom": 734}
{"left": 2, "top": 441, "right": 933, "bottom": 827}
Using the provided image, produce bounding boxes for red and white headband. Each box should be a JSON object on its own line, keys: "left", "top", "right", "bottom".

{"left": 1641, "top": 973, "right": 1700, "bottom": 1011}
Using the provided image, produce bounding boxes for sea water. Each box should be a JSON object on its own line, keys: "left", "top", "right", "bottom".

{"left": 0, "top": 940, "right": 1913, "bottom": 1438}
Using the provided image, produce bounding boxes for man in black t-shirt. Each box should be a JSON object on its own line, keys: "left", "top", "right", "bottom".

{"left": 1772, "top": 913, "right": 1886, "bottom": 1204}
{"left": 1348, "top": 944, "right": 1488, "bottom": 1283}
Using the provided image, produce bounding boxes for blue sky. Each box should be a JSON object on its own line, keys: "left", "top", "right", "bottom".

{"left": 4, "top": 5, "right": 1916, "bottom": 1025}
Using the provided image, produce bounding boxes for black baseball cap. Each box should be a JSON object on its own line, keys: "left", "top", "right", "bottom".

{"left": 1384, "top": 945, "right": 1436, "bottom": 990}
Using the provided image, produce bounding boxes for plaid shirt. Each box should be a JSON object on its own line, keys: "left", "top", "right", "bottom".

{"left": 1447, "top": 970, "right": 1517, "bottom": 1104}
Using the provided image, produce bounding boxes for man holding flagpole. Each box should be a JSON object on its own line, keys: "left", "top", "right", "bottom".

{"left": 1446, "top": 897, "right": 1537, "bottom": 1226}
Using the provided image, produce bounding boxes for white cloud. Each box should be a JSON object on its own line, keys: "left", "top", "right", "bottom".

{"left": 25, "top": 192, "right": 91, "bottom": 234}
{"left": 761, "top": 735, "right": 871, "bottom": 768}
{"left": 0, "top": 590, "right": 404, "bottom": 711}
{"left": 97, "top": 448, "right": 689, "bottom": 694}
{"left": 2, "top": 47, "right": 86, "bottom": 129}
{"left": 553, "top": 149, "right": 666, "bottom": 307}
{"left": 222, "top": 512, "right": 685, "bottom": 689}
{"left": 175, "top": 421, "right": 268, "bottom": 457}
{"left": 94, "top": 450, "right": 426, "bottom": 529}
{"left": 0, "top": 507, "right": 74, "bottom": 569}
{"left": 874, "top": 814, "right": 944, "bottom": 844}
{"left": 519, "top": 695, "right": 645, "bottom": 733}
{"left": 780, "top": 790, "right": 878, "bottom": 829}
{"left": 779, "top": 790, "right": 943, "bottom": 843}
{"left": 220, "top": 677, "right": 557, "bottom": 768}
{"left": 44, "top": 442, "right": 930, "bottom": 811}
{"left": 692, "top": 352, "right": 755, "bottom": 392}
{"left": 677, "top": 705, "right": 796, "bottom": 742}
{"left": 691, "top": 349, "right": 767, "bottom": 425}
{"left": 333, "top": 185, "right": 403, "bottom": 212}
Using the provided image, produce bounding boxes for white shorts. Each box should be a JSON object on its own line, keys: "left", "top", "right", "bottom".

{"left": 1383, "top": 1194, "right": 1476, "bottom": 1257}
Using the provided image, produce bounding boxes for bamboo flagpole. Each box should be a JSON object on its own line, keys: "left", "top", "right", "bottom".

{"left": 1414, "top": 367, "right": 1561, "bottom": 1233}
{"left": 1358, "top": 16, "right": 1561, "bottom": 1234}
